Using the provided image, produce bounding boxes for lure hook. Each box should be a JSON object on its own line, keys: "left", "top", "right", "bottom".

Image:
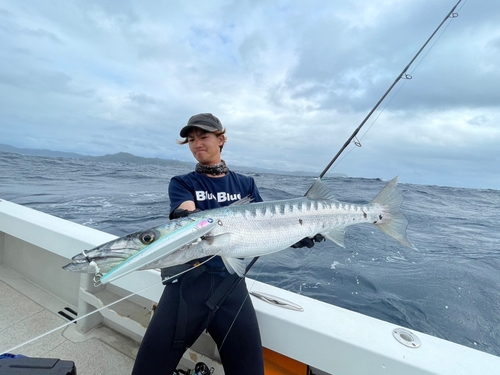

{"left": 93, "top": 273, "right": 103, "bottom": 287}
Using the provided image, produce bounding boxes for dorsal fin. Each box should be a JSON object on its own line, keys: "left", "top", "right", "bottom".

{"left": 305, "top": 178, "right": 338, "bottom": 201}
{"left": 229, "top": 195, "right": 254, "bottom": 206}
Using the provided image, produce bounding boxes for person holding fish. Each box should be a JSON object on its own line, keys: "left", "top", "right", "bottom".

{"left": 131, "top": 113, "right": 322, "bottom": 374}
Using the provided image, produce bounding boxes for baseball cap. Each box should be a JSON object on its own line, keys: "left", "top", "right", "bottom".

{"left": 180, "top": 113, "right": 223, "bottom": 137}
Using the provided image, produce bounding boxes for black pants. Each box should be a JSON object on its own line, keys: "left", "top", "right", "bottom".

{"left": 131, "top": 271, "right": 264, "bottom": 375}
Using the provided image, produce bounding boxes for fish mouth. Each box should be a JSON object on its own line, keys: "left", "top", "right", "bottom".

{"left": 62, "top": 261, "right": 95, "bottom": 273}
{"left": 62, "top": 256, "right": 128, "bottom": 273}
{"left": 62, "top": 223, "right": 197, "bottom": 275}
{"left": 70, "top": 249, "right": 131, "bottom": 263}
{"left": 62, "top": 248, "right": 133, "bottom": 273}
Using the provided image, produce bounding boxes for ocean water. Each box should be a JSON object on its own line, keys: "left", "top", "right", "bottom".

{"left": 1, "top": 151, "right": 499, "bottom": 357}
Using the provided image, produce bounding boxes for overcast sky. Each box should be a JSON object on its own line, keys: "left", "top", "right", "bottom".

{"left": 1, "top": 0, "right": 499, "bottom": 190}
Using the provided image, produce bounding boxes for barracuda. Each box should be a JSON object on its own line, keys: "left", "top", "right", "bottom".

{"left": 63, "top": 176, "right": 414, "bottom": 282}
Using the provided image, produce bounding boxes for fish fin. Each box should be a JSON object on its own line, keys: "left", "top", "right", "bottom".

{"left": 222, "top": 257, "right": 246, "bottom": 277}
{"left": 205, "top": 233, "right": 240, "bottom": 274}
{"left": 305, "top": 178, "right": 338, "bottom": 201}
{"left": 229, "top": 195, "right": 254, "bottom": 206}
{"left": 372, "top": 176, "right": 416, "bottom": 250}
{"left": 322, "top": 228, "right": 346, "bottom": 248}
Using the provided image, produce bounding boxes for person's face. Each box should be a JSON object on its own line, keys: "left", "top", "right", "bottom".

{"left": 187, "top": 129, "right": 224, "bottom": 165}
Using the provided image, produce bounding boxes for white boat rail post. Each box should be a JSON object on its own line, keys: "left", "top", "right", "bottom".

{"left": 0, "top": 231, "right": 4, "bottom": 265}
{"left": 76, "top": 273, "right": 105, "bottom": 334}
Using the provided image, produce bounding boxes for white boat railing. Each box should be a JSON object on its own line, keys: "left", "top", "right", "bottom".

{"left": 1, "top": 198, "right": 499, "bottom": 375}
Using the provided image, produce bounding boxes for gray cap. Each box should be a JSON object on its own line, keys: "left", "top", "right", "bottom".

{"left": 180, "top": 113, "right": 223, "bottom": 137}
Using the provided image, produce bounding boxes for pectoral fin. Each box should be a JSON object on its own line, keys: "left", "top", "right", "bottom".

{"left": 204, "top": 233, "right": 245, "bottom": 275}
{"left": 222, "top": 257, "right": 247, "bottom": 277}
{"left": 323, "top": 228, "right": 346, "bottom": 248}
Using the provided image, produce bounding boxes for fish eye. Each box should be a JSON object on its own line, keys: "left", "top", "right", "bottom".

{"left": 140, "top": 231, "right": 156, "bottom": 244}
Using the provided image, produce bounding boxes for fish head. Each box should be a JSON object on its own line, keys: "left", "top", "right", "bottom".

{"left": 62, "top": 228, "right": 162, "bottom": 274}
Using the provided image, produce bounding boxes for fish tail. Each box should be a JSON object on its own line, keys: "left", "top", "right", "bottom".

{"left": 372, "top": 176, "right": 416, "bottom": 249}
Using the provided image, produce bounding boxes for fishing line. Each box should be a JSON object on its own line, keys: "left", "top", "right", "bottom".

{"left": 3, "top": 254, "right": 221, "bottom": 354}
{"left": 352, "top": 1, "right": 465, "bottom": 153}
{"left": 3, "top": 279, "right": 163, "bottom": 354}
{"left": 217, "top": 261, "right": 265, "bottom": 353}
{"left": 347, "top": 15, "right": 450, "bottom": 159}
{"left": 334, "top": 77, "right": 410, "bottom": 168}
{"left": 401, "top": 15, "right": 461, "bottom": 90}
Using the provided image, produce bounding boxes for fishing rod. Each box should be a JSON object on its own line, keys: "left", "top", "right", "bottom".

{"left": 245, "top": 0, "right": 463, "bottom": 274}
{"left": 218, "top": 0, "right": 466, "bottom": 353}
{"left": 313, "top": 0, "right": 463, "bottom": 182}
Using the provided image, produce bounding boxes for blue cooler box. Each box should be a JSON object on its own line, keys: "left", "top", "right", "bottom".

{"left": 0, "top": 356, "right": 76, "bottom": 374}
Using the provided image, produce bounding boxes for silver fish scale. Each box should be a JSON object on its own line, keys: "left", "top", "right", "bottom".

{"left": 185, "top": 198, "right": 392, "bottom": 259}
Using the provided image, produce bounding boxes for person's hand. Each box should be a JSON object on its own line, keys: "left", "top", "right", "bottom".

{"left": 171, "top": 208, "right": 201, "bottom": 219}
{"left": 291, "top": 234, "right": 325, "bottom": 248}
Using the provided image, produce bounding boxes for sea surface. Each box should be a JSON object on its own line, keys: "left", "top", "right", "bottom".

{"left": 1, "top": 151, "right": 499, "bottom": 357}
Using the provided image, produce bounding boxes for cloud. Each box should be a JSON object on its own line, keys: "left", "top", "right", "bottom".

{"left": 0, "top": 0, "right": 499, "bottom": 190}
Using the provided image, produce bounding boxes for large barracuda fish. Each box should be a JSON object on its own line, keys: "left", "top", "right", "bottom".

{"left": 63, "top": 176, "right": 414, "bottom": 283}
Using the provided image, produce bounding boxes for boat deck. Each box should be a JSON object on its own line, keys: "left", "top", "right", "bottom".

{"left": 0, "top": 265, "right": 138, "bottom": 375}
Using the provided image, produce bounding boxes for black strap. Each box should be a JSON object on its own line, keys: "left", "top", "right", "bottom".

{"left": 205, "top": 273, "right": 242, "bottom": 313}
{"left": 204, "top": 257, "right": 260, "bottom": 315}
{"left": 172, "top": 267, "right": 243, "bottom": 349}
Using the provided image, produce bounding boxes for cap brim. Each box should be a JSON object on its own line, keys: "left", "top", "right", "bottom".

{"left": 180, "top": 124, "right": 218, "bottom": 137}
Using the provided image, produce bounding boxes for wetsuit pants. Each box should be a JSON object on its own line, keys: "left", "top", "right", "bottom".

{"left": 131, "top": 271, "right": 264, "bottom": 375}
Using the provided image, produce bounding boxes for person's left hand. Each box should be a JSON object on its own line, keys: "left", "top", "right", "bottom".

{"left": 291, "top": 234, "right": 325, "bottom": 248}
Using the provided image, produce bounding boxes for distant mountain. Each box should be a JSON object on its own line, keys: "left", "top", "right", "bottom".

{"left": 0, "top": 143, "right": 345, "bottom": 177}
{"left": 0, "top": 143, "right": 84, "bottom": 158}
{"left": 87, "top": 152, "right": 194, "bottom": 169}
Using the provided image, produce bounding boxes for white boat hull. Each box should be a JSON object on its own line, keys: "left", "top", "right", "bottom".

{"left": 1, "top": 198, "right": 499, "bottom": 374}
